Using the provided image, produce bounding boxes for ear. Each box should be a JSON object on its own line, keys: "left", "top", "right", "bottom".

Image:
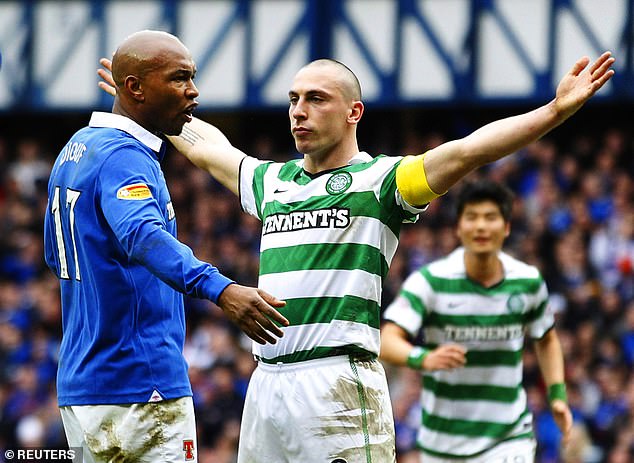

{"left": 504, "top": 221, "right": 511, "bottom": 238}
{"left": 124, "top": 75, "right": 144, "bottom": 102}
{"left": 347, "top": 100, "right": 364, "bottom": 124}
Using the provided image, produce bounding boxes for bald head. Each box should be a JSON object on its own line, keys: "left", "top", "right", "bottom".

{"left": 112, "top": 30, "right": 189, "bottom": 89}
{"left": 301, "top": 59, "right": 362, "bottom": 101}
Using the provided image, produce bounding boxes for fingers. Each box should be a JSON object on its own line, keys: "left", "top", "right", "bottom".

{"left": 591, "top": 60, "right": 616, "bottom": 90}
{"left": 258, "top": 289, "right": 288, "bottom": 311}
{"left": 99, "top": 57, "right": 113, "bottom": 71}
{"left": 97, "top": 81, "right": 116, "bottom": 97}
{"left": 589, "top": 51, "right": 613, "bottom": 75}
{"left": 569, "top": 56, "right": 590, "bottom": 77}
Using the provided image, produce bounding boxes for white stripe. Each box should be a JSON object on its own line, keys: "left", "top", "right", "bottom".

{"left": 422, "top": 387, "right": 527, "bottom": 422}
{"left": 418, "top": 412, "right": 533, "bottom": 456}
{"left": 422, "top": 327, "right": 526, "bottom": 351}
{"left": 430, "top": 293, "right": 540, "bottom": 316}
{"left": 239, "top": 156, "right": 264, "bottom": 217}
{"left": 261, "top": 215, "right": 399, "bottom": 262}
{"left": 419, "top": 428, "right": 497, "bottom": 456}
{"left": 253, "top": 321, "right": 380, "bottom": 359}
{"left": 429, "top": 364, "right": 523, "bottom": 387}
{"left": 259, "top": 268, "right": 382, "bottom": 302}
{"left": 383, "top": 295, "right": 423, "bottom": 337}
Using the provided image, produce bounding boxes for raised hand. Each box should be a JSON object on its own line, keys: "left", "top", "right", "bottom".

{"left": 97, "top": 58, "right": 116, "bottom": 97}
{"left": 217, "top": 284, "right": 289, "bottom": 345}
{"left": 422, "top": 344, "right": 467, "bottom": 371}
{"left": 553, "top": 51, "right": 615, "bottom": 120}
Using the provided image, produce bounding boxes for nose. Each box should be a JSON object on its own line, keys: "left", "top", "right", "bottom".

{"left": 291, "top": 98, "right": 307, "bottom": 120}
{"left": 186, "top": 80, "right": 199, "bottom": 99}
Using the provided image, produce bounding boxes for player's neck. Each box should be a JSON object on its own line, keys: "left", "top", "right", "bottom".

{"left": 464, "top": 251, "right": 504, "bottom": 288}
{"left": 303, "top": 140, "right": 359, "bottom": 174}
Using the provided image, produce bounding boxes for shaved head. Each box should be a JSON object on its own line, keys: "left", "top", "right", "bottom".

{"left": 301, "top": 59, "right": 362, "bottom": 101}
{"left": 109, "top": 30, "right": 198, "bottom": 136}
{"left": 112, "top": 30, "right": 189, "bottom": 88}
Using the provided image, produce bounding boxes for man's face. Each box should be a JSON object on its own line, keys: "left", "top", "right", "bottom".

{"left": 456, "top": 200, "right": 510, "bottom": 255}
{"left": 141, "top": 47, "right": 199, "bottom": 136}
{"left": 288, "top": 66, "right": 353, "bottom": 157}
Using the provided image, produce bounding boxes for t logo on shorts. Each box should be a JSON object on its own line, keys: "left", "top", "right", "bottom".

{"left": 183, "top": 440, "right": 195, "bottom": 460}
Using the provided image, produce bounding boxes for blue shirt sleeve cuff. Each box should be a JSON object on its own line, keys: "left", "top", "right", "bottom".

{"left": 207, "top": 274, "right": 235, "bottom": 304}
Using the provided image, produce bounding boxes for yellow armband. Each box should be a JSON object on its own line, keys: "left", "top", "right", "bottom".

{"left": 396, "top": 154, "right": 443, "bottom": 206}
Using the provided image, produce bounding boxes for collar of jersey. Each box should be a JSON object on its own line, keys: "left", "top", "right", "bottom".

{"left": 89, "top": 112, "right": 164, "bottom": 153}
{"left": 300, "top": 151, "right": 373, "bottom": 179}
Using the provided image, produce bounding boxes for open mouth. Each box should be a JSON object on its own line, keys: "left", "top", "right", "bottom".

{"left": 183, "top": 105, "right": 198, "bottom": 122}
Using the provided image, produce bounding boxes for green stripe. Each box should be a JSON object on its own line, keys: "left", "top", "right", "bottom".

{"left": 276, "top": 160, "right": 304, "bottom": 183}
{"left": 464, "top": 349, "right": 522, "bottom": 367}
{"left": 349, "top": 357, "right": 372, "bottom": 463}
{"left": 400, "top": 289, "right": 427, "bottom": 316}
{"left": 423, "top": 376, "right": 521, "bottom": 403}
{"left": 422, "top": 409, "right": 531, "bottom": 438}
{"left": 252, "top": 162, "right": 273, "bottom": 219}
{"left": 421, "top": 269, "right": 542, "bottom": 295}
{"left": 426, "top": 312, "right": 525, "bottom": 327}
{"left": 257, "top": 345, "right": 375, "bottom": 364}
{"left": 260, "top": 242, "right": 388, "bottom": 277}
{"left": 419, "top": 433, "right": 534, "bottom": 459}
{"left": 281, "top": 296, "right": 380, "bottom": 329}
{"left": 525, "top": 299, "right": 548, "bottom": 323}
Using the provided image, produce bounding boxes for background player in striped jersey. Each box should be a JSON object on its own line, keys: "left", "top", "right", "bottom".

{"left": 45, "top": 31, "right": 288, "bottom": 463}
{"left": 99, "top": 50, "right": 612, "bottom": 463}
{"left": 381, "top": 180, "right": 573, "bottom": 462}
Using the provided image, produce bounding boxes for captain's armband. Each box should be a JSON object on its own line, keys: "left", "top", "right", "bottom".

{"left": 396, "top": 154, "right": 444, "bottom": 206}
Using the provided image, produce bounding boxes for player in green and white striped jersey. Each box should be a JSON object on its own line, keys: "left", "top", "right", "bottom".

{"left": 381, "top": 180, "right": 573, "bottom": 462}
{"left": 100, "top": 51, "right": 613, "bottom": 463}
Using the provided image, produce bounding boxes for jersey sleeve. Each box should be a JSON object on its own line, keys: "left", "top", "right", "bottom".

{"left": 99, "top": 146, "right": 233, "bottom": 303}
{"left": 239, "top": 156, "right": 275, "bottom": 220}
{"left": 378, "top": 156, "right": 427, "bottom": 225}
{"left": 383, "top": 269, "right": 431, "bottom": 338}
{"left": 525, "top": 279, "right": 555, "bottom": 339}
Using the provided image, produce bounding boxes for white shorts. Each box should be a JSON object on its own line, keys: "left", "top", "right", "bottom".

{"left": 421, "top": 438, "right": 536, "bottom": 463}
{"left": 238, "top": 355, "right": 396, "bottom": 463}
{"left": 60, "top": 396, "right": 197, "bottom": 463}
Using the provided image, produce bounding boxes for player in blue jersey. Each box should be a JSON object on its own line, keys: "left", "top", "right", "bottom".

{"left": 98, "top": 51, "right": 614, "bottom": 462}
{"left": 44, "top": 31, "right": 288, "bottom": 463}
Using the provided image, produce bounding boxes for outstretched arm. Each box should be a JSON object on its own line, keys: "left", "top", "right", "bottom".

{"left": 395, "top": 52, "right": 615, "bottom": 205}
{"left": 98, "top": 58, "right": 245, "bottom": 195}
{"left": 172, "top": 118, "right": 245, "bottom": 195}
{"left": 424, "top": 52, "right": 614, "bottom": 193}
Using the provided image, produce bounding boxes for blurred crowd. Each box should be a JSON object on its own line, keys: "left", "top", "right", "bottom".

{"left": 0, "top": 111, "right": 632, "bottom": 463}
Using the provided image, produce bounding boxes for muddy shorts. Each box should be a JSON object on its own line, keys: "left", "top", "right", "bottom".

{"left": 238, "top": 354, "right": 396, "bottom": 463}
{"left": 60, "top": 396, "right": 197, "bottom": 462}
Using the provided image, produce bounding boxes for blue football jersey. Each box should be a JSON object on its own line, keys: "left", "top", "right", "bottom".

{"left": 44, "top": 112, "right": 233, "bottom": 406}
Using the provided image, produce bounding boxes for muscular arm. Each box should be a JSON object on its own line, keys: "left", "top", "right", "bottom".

{"left": 167, "top": 118, "right": 246, "bottom": 195}
{"left": 396, "top": 52, "right": 614, "bottom": 204}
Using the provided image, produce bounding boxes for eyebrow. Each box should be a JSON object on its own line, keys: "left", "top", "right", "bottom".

{"left": 288, "top": 89, "right": 329, "bottom": 98}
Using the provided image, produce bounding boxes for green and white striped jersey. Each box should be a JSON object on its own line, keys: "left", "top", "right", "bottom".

{"left": 240, "top": 152, "right": 424, "bottom": 364}
{"left": 383, "top": 247, "right": 554, "bottom": 459}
